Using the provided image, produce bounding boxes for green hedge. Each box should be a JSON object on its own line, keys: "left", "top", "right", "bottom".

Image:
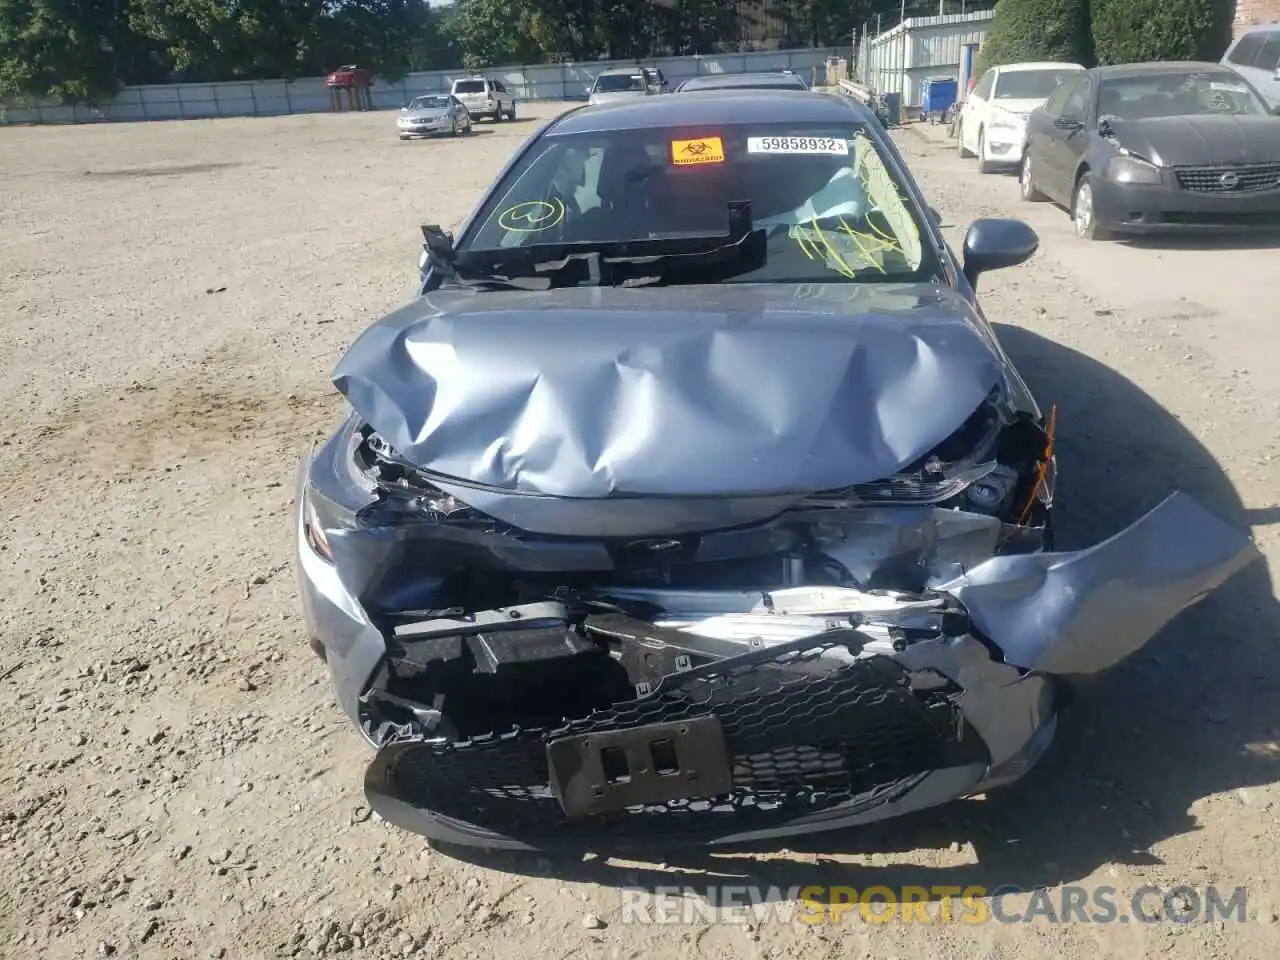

{"left": 1090, "top": 0, "right": 1234, "bottom": 65}
{"left": 973, "top": 0, "right": 1091, "bottom": 76}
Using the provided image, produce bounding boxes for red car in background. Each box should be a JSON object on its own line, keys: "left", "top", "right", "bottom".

{"left": 327, "top": 64, "right": 373, "bottom": 88}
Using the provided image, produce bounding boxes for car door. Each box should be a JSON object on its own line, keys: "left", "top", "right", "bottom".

{"left": 1039, "top": 75, "right": 1091, "bottom": 204}
{"left": 961, "top": 69, "right": 996, "bottom": 153}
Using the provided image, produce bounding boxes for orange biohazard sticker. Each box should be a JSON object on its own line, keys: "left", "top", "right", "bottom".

{"left": 671, "top": 136, "right": 725, "bottom": 166}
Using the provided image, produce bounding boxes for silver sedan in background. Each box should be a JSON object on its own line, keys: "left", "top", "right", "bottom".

{"left": 398, "top": 94, "right": 473, "bottom": 140}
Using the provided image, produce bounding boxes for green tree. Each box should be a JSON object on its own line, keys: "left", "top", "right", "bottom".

{"left": 450, "top": 0, "right": 543, "bottom": 68}
{"left": 973, "top": 0, "right": 1091, "bottom": 75}
{"left": 316, "top": 0, "right": 434, "bottom": 81}
{"left": 128, "top": 0, "right": 326, "bottom": 80}
{"left": 1090, "top": 0, "right": 1233, "bottom": 65}
{"left": 0, "top": 0, "right": 162, "bottom": 102}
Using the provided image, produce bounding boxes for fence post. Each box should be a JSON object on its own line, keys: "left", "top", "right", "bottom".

{"left": 285, "top": 82, "right": 293, "bottom": 114}
{"left": 175, "top": 83, "right": 184, "bottom": 119}
{"left": 211, "top": 82, "right": 220, "bottom": 118}
{"left": 249, "top": 83, "right": 257, "bottom": 116}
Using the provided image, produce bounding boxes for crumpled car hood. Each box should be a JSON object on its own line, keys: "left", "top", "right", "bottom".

{"left": 331, "top": 283, "right": 1012, "bottom": 501}
{"left": 1107, "top": 114, "right": 1280, "bottom": 167}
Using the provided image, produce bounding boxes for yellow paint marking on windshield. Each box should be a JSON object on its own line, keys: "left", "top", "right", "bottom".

{"left": 671, "top": 136, "right": 725, "bottom": 165}
{"left": 788, "top": 224, "right": 818, "bottom": 259}
{"left": 852, "top": 130, "right": 920, "bottom": 267}
{"left": 497, "top": 197, "right": 566, "bottom": 232}
{"left": 837, "top": 216, "right": 888, "bottom": 274}
{"left": 806, "top": 216, "right": 859, "bottom": 279}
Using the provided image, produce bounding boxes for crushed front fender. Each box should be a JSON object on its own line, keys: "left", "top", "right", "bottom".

{"left": 939, "top": 492, "right": 1261, "bottom": 676}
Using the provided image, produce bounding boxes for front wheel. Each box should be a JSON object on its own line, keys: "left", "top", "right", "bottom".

{"left": 507, "top": 102, "right": 517, "bottom": 121}
{"left": 1072, "top": 173, "right": 1110, "bottom": 241}
{"left": 1020, "top": 149, "right": 1046, "bottom": 202}
{"left": 957, "top": 120, "right": 973, "bottom": 158}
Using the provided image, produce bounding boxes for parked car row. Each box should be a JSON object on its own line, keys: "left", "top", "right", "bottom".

{"left": 398, "top": 67, "right": 816, "bottom": 139}
{"left": 952, "top": 42, "right": 1280, "bottom": 241}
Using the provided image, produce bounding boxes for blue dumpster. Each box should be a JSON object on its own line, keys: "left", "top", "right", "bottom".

{"left": 922, "top": 77, "right": 958, "bottom": 124}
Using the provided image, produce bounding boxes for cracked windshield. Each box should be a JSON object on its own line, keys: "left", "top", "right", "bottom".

{"left": 464, "top": 124, "right": 932, "bottom": 282}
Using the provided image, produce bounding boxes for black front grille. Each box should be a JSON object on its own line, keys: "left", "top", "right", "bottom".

{"left": 1174, "top": 162, "right": 1280, "bottom": 193}
{"left": 371, "top": 643, "right": 988, "bottom": 846}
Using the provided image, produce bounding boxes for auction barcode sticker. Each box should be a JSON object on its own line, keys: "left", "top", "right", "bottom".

{"left": 747, "top": 136, "right": 849, "bottom": 155}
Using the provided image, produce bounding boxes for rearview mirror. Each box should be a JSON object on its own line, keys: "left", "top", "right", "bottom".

{"left": 962, "top": 218, "right": 1038, "bottom": 288}
{"left": 421, "top": 223, "right": 456, "bottom": 263}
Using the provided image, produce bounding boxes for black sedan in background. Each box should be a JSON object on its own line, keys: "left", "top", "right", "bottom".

{"left": 1019, "top": 61, "right": 1280, "bottom": 239}
{"left": 676, "top": 70, "right": 808, "bottom": 92}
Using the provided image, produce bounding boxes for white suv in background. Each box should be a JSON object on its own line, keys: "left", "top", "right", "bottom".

{"left": 1222, "top": 23, "right": 1280, "bottom": 110}
{"left": 449, "top": 76, "right": 518, "bottom": 122}
{"left": 957, "top": 61, "right": 1084, "bottom": 173}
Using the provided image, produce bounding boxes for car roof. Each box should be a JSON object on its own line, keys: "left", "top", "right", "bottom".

{"left": 994, "top": 61, "right": 1085, "bottom": 72}
{"left": 1090, "top": 60, "right": 1235, "bottom": 79}
{"left": 597, "top": 66, "right": 647, "bottom": 76}
{"left": 1237, "top": 21, "right": 1280, "bottom": 35}
{"left": 550, "top": 89, "right": 870, "bottom": 134}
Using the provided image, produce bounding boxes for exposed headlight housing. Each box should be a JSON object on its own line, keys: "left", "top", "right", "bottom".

{"left": 350, "top": 423, "right": 501, "bottom": 530}
{"left": 800, "top": 386, "right": 1007, "bottom": 509}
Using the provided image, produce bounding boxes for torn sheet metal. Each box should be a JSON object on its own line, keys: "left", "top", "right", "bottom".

{"left": 939, "top": 492, "right": 1262, "bottom": 675}
{"left": 331, "top": 282, "right": 1008, "bottom": 499}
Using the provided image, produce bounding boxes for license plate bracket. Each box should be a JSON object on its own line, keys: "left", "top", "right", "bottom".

{"left": 546, "top": 716, "right": 733, "bottom": 820}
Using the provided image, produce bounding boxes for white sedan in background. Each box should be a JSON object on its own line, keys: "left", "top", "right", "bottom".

{"left": 957, "top": 61, "right": 1084, "bottom": 172}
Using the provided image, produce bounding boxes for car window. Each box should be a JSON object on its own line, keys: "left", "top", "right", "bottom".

{"left": 595, "top": 73, "right": 648, "bottom": 92}
{"left": 1227, "top": 33, "right": 1265, "bottom": 66}
{"left": 453, "top": 80, "right": 486, "bottom": 94}
{"left": 993, "top": 69, "right": 1081, "bottom": 100}
{"left": 972, "top": 70, "right": 995, "bottom": 99}
{"left": 460, "top": 123, "right": 938, "bottom": 284}
{"left": 1097, "top": 70, "right": 1269, "bottom": 120}
{"left": 1042, "top": 75, "right": 1079, "bottom": 115}
{"left": 494, "top": 81, "right": 507, "bottom": 93}
{"left": 408, "top": 95, "right": 451, "bottom": 110}
{"left": 1061, "top": 77, "right": 1090, "bottom": 119}
{"left": 1254, "top": 32, "right": 1280, "bottom": 69}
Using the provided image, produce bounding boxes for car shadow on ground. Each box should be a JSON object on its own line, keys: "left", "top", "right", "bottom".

{"left": 432, "top": 326, "right": 1279, "bottom": 899}
{"left": 1115, "top": 232, "right": 1280, "bottom": 252}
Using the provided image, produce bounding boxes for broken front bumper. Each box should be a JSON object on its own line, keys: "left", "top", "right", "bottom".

{"left": 297, "top": 486, "right": 1258, "bottom": 851}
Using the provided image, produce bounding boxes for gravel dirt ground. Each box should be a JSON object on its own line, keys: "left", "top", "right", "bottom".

{"left": 2, "top": 102, "right": 1278, "bottom": 960}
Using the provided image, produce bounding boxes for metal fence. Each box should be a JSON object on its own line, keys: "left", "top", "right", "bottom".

{"left": 856, "top": 10, "right": 993, "bottom": 110}
{"left": 0, "top": 47, "right": 848, "bottom": 126}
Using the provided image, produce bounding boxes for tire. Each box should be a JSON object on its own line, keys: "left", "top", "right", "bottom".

{"left": 957, "top": 120, "right": 973, "bottom": 158}
{"left": 449, "top": 118, "right": 457, "bottom": 136}
{"left": 1072, "top": 173, "right": 1110, "bottom": 241}
{"left": 507, "top": 102, "right": 517, "bottom": 121}
{"left": 1020, "top": 148, "right": 1046, "bottom": 202}
{"left": 976, "top": 129, "right": 996, "bottom": 174}
{"left": 399, "top": 134, "right": 411, "bottom": 141}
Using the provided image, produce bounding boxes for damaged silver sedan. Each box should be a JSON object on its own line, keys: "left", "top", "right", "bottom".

{"left": 293, "top": 90, "right": 1260, "bottom": 852}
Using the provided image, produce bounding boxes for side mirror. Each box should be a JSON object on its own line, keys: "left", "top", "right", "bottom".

{"left": 421, "top": 223, "right": 456, "bottom": 263}
{"left": 962, "top": 218, "right": 1038, "bottom": 288}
